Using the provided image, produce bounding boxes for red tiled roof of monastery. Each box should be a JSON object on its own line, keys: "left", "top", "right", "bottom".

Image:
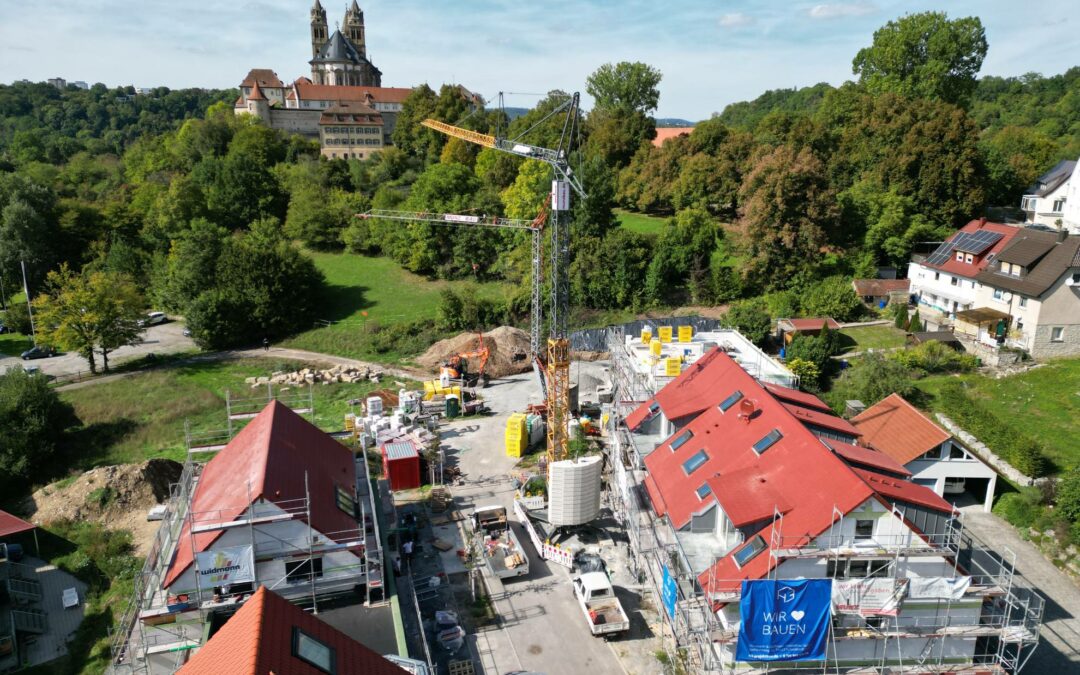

{"left": 293, "top": 82, "right": 412, "bottom": 104}
{"left": 177, "top": 586, "right": 407, "bottom": 675}
{"left": 240, "top": 69, "right": 284, "bottom": 89}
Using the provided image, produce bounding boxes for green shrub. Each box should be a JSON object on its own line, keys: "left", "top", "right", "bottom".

{"left": 893, "top": 303, "right": 908, "bottom": 330}
{"left": 992, "top": 491, "right": 1041, "bottom": 529}
{"left": 889, "top": 341, "right": 976, "bottom": 373}
{"left": 3, "top": 301, "right": 33, "bottom": 334}
{"left": 908, "top": 309, "right": 923, "bottom": 332}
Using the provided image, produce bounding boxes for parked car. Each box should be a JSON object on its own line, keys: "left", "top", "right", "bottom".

{"left": 21, "top": 345, "right": 57, "bottom": 360}
{"left": 138, "top": 311, "right": 167, "bottom": 328}
{"left": 182, "top": 327, "right": 192, "bottom": 338}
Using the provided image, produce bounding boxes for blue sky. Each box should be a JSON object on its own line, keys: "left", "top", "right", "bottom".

{"left": 0, "top": 1, "right": 1075, "bottom": 120}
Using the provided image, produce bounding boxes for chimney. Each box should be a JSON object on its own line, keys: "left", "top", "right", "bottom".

{"left": 978, "top": 217, "right": 987, "bottom": 229}
{"left": 1059, "top": 228, "right": 1068, "bottom": 243}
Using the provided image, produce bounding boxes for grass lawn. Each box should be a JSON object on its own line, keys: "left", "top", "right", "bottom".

{"left": 915, "top": 358, "right": 1080, "bottom": 473}
{"left": 58, "top": 357, "right": 407, "bottom": 472}
{"left": 615, "top": 208, "right": 668, "bottom": 236}
{"left": 837, "top": 324, "right": 907, "bottom": 353}
{"left": 0, "top": 330, "right": 32, "bottom": 356}
{"left": 282, "top": 251, "right": 515, "bottom": 362}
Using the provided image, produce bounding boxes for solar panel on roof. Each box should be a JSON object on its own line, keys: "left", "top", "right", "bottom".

{"left": 924, "top": 240, "right": 957, "bottom": 266}
{"left": 953, "top": 230, "right": 1002, "bottom": 255}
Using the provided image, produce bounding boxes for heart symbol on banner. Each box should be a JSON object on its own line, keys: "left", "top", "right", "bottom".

{"left": 790, "top": 610, "right": 805, "bottom": 621}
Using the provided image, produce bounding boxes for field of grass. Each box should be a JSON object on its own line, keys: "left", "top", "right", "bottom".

{"left": 0, "top": 330, "right": 32, "bottom": 356}
{"left": 58, "top": 357, "right": 402, "bottom": 472}
{"left": 837, "top": 324, "right": 907, "bottom": 353}
{"left": 282, "top": 251, "right": 515, "bottom": 362}
{"left": 915, "top": 358, "right": 1080, "bottom": 473}
{"left": 615, "top": 208, "right": 668, "bottom": 235}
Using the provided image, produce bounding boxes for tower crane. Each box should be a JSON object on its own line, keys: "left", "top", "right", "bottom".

{"left": 420, "top": 93, "right": 585, "bottom": 463}
{"left": 354, "top": 202, "right": 550, "bottom": 385}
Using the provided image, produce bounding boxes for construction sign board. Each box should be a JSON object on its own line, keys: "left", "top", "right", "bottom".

{"left": 736, "top": 579, "right": 831, "bottom": 662}
{"left": 195, "top": 546, "right": 255, "bottom": 586}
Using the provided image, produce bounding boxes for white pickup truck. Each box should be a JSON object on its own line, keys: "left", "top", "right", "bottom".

{"left": 573, "top": 572, "right": 630, "bottom": 637}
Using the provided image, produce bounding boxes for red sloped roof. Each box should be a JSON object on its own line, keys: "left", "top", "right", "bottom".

{"left": 178, "top": 586, "right": 407, "bottom": 675}
{"left": 652, "top": 127, "right": 693, "bottom": 147}
{"left": 164, "top": 401, "right": 358, "bottom": 588}
{"left": 240, "top": 69, "right": 284, "bottom": 89}
{"left": 643, "top": 352, "right": 873, "bottom": 533}
{"left": 854, "top": 469, "right": 953, "bottom": 513}
{"left": 761, "top": 382, "right": 832, "bottom": 413}
{"left": 823, "top": 439, "right": 911, "bottom": 477}
{"left": 781, "top": 402, "right": 861, "bottom": 439}
{"left": 850, "top": 393, "right": 950, "bottom": 466}
{"left": 293, "top": 82, "right": 413, "bottom": 104}
{"left": 0, "top": 509, "right": 35, "bottom": 538}
{"left": 922, "top": 220, "right": 1021, "bottom": 278}
{"left": 784, "top": 317, "right": 841, "bottom": 332}
{"left": 705, "top": 467, "right": 792, "bottom": 527}
{"left": 625, "top": 348, "right": 728, "bottom": 429}
{"left": 247, "top": 81, "right": 267, "bottom": 101}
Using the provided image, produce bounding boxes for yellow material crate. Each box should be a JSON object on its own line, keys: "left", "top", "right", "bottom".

{"left": 505, "top": 413, "right": 527, "bottom": 457}
{"left": 678, "top": 325, "right": 693, "bottom": 342}
{"left": 658, "top": 326, "right": 673, "bottom": 343}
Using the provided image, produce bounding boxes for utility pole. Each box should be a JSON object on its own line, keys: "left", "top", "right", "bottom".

{"left": 20, "top": 260, "right": 37, "bottom": 344}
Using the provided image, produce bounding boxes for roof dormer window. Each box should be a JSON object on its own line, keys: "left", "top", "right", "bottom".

{"left": 752, "top": 429, "right": 783, "bottom": 455}
{"left": 718, "top": 390, "right": 744, "bottom": 412}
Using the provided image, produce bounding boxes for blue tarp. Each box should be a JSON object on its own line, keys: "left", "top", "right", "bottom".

{"left": 736, "top": 579, "right": 832, "bottom": 662}
{"left": 661, "top": 565, "right": 678, "bottom": 619}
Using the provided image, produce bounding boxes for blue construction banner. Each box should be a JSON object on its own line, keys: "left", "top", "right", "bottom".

{"left": 660, "top": 565, "right": 678, "bottom": 619}
{"left": 735, "top": 579, "right": 832, "bottom": 662}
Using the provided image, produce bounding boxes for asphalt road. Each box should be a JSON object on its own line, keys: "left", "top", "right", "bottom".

{"left": 0, "top": 320, "right": 196, "bottom": 378}
{"left": 442, "top": 368, "right": 630, "bottom": 675}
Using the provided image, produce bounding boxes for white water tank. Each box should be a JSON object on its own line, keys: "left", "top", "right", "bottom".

{"left": 548, "top": 455, "right": 602, "bottom": 526}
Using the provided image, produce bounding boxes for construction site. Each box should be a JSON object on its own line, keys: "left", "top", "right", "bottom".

{"left": 98, "top": 91, "right": 1052, "bottom": 675}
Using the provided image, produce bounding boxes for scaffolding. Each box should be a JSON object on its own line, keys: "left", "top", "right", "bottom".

{"left": 604, "top": 331, "right": 1044, "bottom": 675}
{"left": 108, "top": 392, "right": 382, "bottom": 675}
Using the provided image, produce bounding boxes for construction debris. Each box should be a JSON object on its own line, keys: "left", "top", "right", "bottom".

{"left": 417, "top": 326, "right": 532, "bottom": 379}
{"left": 245, "top": 365, "right": 384, "bottom": 388}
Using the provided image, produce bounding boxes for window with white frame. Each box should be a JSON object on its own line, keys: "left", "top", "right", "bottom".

{"left": 1053, "top": 198, "right": 1066, "bottom": 212}
{"left": 993, "top": 288, "right": 1004, "bottom": 301}
{"left": 1052, "top": 326, "right": 1065, "bottom": 342}
{"left": 955, "top": 251, "right": 964, "bottom": 261}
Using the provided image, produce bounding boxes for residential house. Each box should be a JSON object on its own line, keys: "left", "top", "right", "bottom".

{"left": 775, "top": 317, "right": 840, "bottom": 345}
{"left": 907, "top": 219, "right": 1020, "bottom": 330}
{"left": 177, "top": 586, "right": 406, "bottom": 675}
{"left": 625, "top": 351, "right": 1042, "bottom": 672}
{"left": 966, "top": 228, "right": 1080, "bottom": 357}
{"left": 851, "top": 393, "right": 998, "bottom": 512}
{"left": 318, "top": 102, "right": 384, "bottom": 160}
{"left": 1021, "top": 158, "right": 1077, "bottom": 229}
{"left": 1064, "top": 156, "right": 1080, "bottom": 232}
{"left": 852, "top": 278, "right": 909, "bottom": 307}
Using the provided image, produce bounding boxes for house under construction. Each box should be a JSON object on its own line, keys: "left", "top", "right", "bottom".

{"left": 109, "top": 400, "right": 384, "bottom": 674}
{"left": 607, "top": 326, "right": 1044, "bottom": 674}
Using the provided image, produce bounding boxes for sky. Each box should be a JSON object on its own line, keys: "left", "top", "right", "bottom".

{"left": 0, "top": 0, "right": 1075, "bottom": 120}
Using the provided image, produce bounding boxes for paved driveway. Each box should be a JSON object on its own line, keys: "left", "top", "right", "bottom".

{"left": 0, "top": 320, "right": 196, "bottom": 378}
{"left": 961, "top": 507, "right": 1080, "bottom": 672}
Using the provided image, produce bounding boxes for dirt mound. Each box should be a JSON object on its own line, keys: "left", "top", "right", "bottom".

{"left": 21, "top": 459, "right": 182, "bottom": 556}
{"left": 417, "top": 326, "right": 532, "bottom": 379}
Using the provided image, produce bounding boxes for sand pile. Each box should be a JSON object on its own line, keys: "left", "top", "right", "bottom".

{"left": 417, "top": 326, "right": 533, "bottom": 378}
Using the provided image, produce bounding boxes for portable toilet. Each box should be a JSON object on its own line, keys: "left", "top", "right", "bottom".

{"left": 382, "top": 439, "right": 421, "bottom": 491}
{"left": 445, "top": 395, "right": 461, "bottom": 419}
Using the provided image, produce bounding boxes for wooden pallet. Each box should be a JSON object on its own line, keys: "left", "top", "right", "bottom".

{"left": 448, "top": 660, "right": 475, "bottom": 675}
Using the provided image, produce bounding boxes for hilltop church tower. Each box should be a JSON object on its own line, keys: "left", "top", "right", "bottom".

{"left": 310, "top": 0, "right": 328, "bottom": 58}
{"left": 308, "top": 0, "right": 382, "bottom": 87}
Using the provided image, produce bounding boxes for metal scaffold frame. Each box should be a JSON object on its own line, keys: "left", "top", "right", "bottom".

{"left": 603, "top": 330, "right": 1044, "bottom": 675}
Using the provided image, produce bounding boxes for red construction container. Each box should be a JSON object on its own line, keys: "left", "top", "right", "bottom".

{"left": 382, "top": 439, "right": 421, "bottom": 491}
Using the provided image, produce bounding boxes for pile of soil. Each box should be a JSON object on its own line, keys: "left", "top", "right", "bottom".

{"left": 20, "top": 459, "right": 183, "bottom": 555}
{"left": 417, "top": 326, "right": 532, "bottom": 379}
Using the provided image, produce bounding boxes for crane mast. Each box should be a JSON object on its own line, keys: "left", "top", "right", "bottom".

{"left": 421, "top": 92, "right": 585, "bottom": 463}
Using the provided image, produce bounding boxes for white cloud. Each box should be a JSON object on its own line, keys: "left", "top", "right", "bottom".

{"left": 718, "top": 12, "right": 754, "bottom": 28}
{"left": 808, "top": 2, "right": 877, "bottom": 20}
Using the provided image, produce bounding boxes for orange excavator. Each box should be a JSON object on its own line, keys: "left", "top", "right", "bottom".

{"left": 440, "top": 333, "right": 490, "bottom": 387}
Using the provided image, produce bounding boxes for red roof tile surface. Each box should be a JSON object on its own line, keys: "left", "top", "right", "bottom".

{"left": 850, "top": 394, "right": 951, "bottom": 466}
{"left": 293, "top": 82, "right": 412, "bottom": 104}
{"left": 761, "top": 383, "right": 833, "bottom": 413}
{"left": 626, "top": 353, "right": 959, "bottom": 601}
{"left": 163, "top": 401, "right": 358, "bottom": 588}
{"left": 240, "top": 69, "right": 284, "bottom": 88}
{"left": 0, "top": 509, "right": 35, "bottom": 538}
{"left": 625, "top": 348, "right": 728, "bottom": 429}
{"left": 780, "top": 402, "right": 861, "bottom": 439}
{"left": 823, "top": 439, "right": 911, "bottom": 477}
{"left": 247, "top": 81, "right": 267, "bottom": 101}
{"left": 652, "top": 127, "right": 693, "bottom": 147}
{"left": 178, "top": 586, "right": 407, "bottom": 675}
{"left": 783, "top": 317, "right": 841, "bottom": 332}
{"left": 921, "top": 220, "right": 1020, "bottom": 278}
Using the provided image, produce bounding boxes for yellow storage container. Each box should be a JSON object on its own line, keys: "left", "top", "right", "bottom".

{"left": 505, "top": 413, "right": 527, "bottom": 457}
{"left": 641, "top": 328, "right": 652, "bottom": 344}
{"left": 664, "top": 357, "right": 682, "bottom": 376}
{"left": 658, "top": 326, "right": 673, "bottom": 343}
{"left": 650, "top": 339, "right": 663, "bottom": 356}
{"left": 678, "top": 325, "right": 693, "bottom": 343}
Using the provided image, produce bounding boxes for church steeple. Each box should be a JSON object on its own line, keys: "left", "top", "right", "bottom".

{"left": 343, "top": 0, "right": 366, "bottom": 59}
{"left": 310, "top": 0, "right": 328, "bottom": 59}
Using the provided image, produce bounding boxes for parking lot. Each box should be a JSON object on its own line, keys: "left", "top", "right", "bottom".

{"left": 0, "top": 320, "right": 196, "bottom": 378}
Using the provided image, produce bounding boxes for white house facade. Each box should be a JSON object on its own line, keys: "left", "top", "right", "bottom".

{"left": 1021, "top": 158, "right": 1077, "bottom": 230}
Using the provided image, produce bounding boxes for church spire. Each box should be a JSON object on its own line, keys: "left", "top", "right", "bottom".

{"left": 310, "top": 0, "right": 329, "bottom": 59}
{"left": 342, "top": 0, "right": 366, "bottom": 58}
